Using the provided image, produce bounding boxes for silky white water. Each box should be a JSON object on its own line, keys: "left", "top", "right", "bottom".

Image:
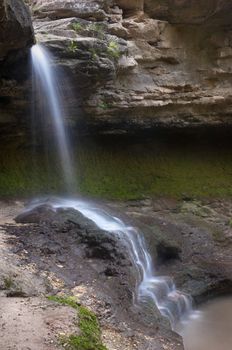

{"left": 30, "top": 44, "right": 193, "bottom": 329}
{"left": 27, "top": 197, "right": 193, "bottom": 328}
{"left": 31, "top": 44, "right": 75, "bottom": 191}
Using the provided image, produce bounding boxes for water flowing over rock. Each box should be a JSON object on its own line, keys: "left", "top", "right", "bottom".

{"left": 26, "top": 0, "right": 232, "bottom": 135}
{"left": 15, "top": 197, "right": 193, "bottom": 329}
{"left": 2, "top": 0, "right": 232, "bottom": 138}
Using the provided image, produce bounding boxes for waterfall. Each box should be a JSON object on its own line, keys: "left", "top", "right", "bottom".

{"left": 31, "top": 44, "right": 75, "bottom": 192}
{"left": 27, "top": 197, "right": 193, "bottom": 329}
{"left": 61, "top": 199, "right": 193, "bottom": 328}
{"left": 30, "top": 44, "right": 194, "bottom": 329}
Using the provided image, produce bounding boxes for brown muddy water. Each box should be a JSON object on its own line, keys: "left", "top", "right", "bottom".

{"left": 178, "top": 297, "right": 232, "bottom": 350}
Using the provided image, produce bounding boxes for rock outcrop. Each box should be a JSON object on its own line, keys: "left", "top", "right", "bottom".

{"left": 10, "top": 201, "right": 183, "bottom": 349}
{"left": 144, "top": 0, "right": 232, "bottom": 25}
{"left": 25, "top": 0, "right": 232, "bottom": 134}
{"left": 0, "top": 0, "right": 34, "bottom": 140}
{"left": 118, "top": 197, "right": 232, "bottom": 304}
{"left": 0, "top": 0, "right": 34, "bottom": 63}
{"left": 2, "top": 0, "right": 232, "bottom": 137}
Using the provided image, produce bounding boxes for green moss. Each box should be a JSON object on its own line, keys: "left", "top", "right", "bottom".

{"left": 75, "top": 144, "right": 232, "bottom": 200}
{"left": 2, "top": 136, "right": 232, "bottom": 200}
{"left": 0, "top": 146, "right": 64, "bottom": 197}
{"left": 48, "top": 296, "right": 107, "bottom": 350}
{"left": 98, "top": 101, "right": 111, "bottom": 110}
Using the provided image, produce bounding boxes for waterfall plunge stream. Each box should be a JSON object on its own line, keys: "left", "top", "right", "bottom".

{"left": 31, "top": 44, "right": 75, "bottom": 191}
{"left": 30, "top": 44, "right": 194, "bottom": 329}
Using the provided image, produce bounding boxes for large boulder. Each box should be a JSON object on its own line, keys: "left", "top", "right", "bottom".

{"left": 0, "top": 0, "right": 34, "bottom": 63}
{"left": 15, "top": 204, "right": 129, "bottom": 262}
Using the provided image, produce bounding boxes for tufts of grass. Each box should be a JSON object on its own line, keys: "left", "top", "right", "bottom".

{"left": 3, "top": 276, "right": 14, "bottom": 289}
{"left": 48, "top": 295, "right": 80, "bottom": 309}
{"left": 48, "top": 296, "right": 107, "bottom": 350}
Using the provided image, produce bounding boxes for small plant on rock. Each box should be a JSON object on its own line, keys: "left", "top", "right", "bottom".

{"left": 98, "top": 101, "right": 110, "bottom": 110}
{"left": 89, "top": 48, "right": 98, "bottom": 60}
{"left": 67, "top": 41, "right": 78, "bottom": 53}
{"left": 71, "top": 22, "right": 83, "bottom": 33}
{"left": 88, "top": 23, "right": 105, "bottom": 39}
{"left": 107, "top": 41, "right": 121, "bottom": 59}
{"left": 3, "top": 276, "right": 14, "bottom": 289}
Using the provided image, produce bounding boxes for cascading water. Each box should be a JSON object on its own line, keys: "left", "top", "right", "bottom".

{"left": 30, "top": 44, "right": 194, "bottom": 329}
{"left": 31, "top": 44, "right": 75, "bottom": 192}
{"left": 27, "top": 197, "right": 193, "bottom": 329}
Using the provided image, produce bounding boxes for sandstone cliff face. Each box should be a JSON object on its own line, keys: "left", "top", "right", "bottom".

{"left": 26, "top": 0, "right": 232, "bottom": 133}
{"left": 2, "top": 0, "right": 232, "bottom": 137}
{"left": 0, "top": 0, "right": 33, "bottom": 139}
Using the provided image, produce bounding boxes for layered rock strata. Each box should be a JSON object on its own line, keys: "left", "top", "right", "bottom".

{"left": 2, "top": 0, "right": 232, "bottom": 136}
{"left": 28, "top": 0, "right": 232, "bottom": 134}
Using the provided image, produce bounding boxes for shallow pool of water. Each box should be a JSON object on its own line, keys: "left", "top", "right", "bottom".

{"left": 178, "top": 297, "right": 232, "bottom": 350}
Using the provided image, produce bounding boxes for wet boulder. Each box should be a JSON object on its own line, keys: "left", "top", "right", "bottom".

{"left": 15, "top": 204, "right": 128, "bottom": 263}
{"left": 15, "top": 204, "right": 56, "bottom": 223}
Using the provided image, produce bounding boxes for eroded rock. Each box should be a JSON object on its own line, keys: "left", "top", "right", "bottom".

{"left": 2, "top": 0, "right": 232, "bottom": 138}
{"left": 144, "top": 0, "right": 232, "bottom": 25}
{"left": 27, "top": 0, "right": 232, "bottom": 135}
{"left": 15, "top": 204, "right": 128, "bottom": 264}
{"left": 119, "top": 198, "right": 232, "bottom": 305}
{"left": 0, "top": 0, "right": 34, "bottom": 62}
{"left": 32, "top": 0, "right": 108, "bottom": 21}
{"left": 0, "top": 0, "right": 33, "bottom": 141}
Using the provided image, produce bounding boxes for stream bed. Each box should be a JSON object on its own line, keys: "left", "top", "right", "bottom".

{"left": 178, "top": 297, "right": 232, "bottom": 350}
